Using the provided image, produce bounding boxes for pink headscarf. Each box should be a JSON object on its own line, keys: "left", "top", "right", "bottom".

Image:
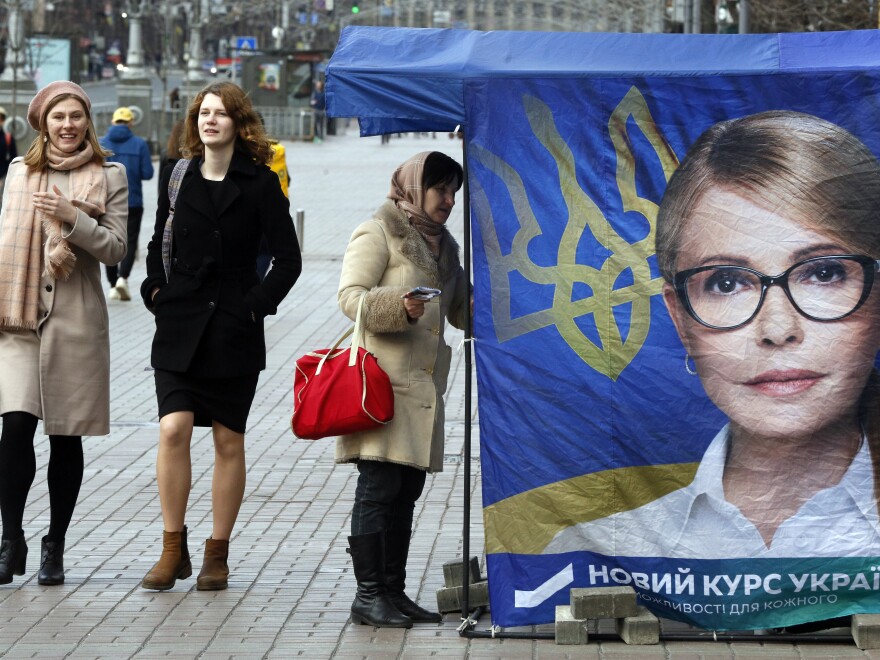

{"left": 388, "top": 151, "right": 442, "bottom": 257}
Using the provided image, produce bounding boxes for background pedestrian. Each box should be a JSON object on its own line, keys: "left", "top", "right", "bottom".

{"left": 100, "top": 106, "right": 154, "bottom": 301}
{"left": 310, "top": 79, "right": 326, "bottom": 142}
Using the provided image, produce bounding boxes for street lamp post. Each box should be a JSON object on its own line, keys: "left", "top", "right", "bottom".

{"left": 1, "top": 1, "right": 29, "bottom": 84}
{"left": 0, "top": 0, "right": 37, "bottom": 146}
{"left": 118, "top": 0, "right": 154, "bottom": 145}
{"left": 186, "top": 0, "right": 207, "bottom": 83}
{"left": 181, "top": 0, "right": 207, "bottom": 112}
{"left": 123, "top": 0, "right": 149, "bottom": 79}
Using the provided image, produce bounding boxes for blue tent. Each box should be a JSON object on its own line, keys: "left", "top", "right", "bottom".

{"left": 327, "top": 26, "right": 880, "bottom": 135}
{"left": 326, "top": 26, "right": 880, "bottom": 631}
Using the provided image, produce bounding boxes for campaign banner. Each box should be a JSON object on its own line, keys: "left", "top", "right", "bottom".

{"left": 469, "top": 73, "right": 880, "bottom": 629}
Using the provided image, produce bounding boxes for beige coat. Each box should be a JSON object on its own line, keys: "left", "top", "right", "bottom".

{"left": 0, "top": 160, "right": 128, "bottom": 436}
{"left": 337, "top": 200, "right": 469, "bottom": 472}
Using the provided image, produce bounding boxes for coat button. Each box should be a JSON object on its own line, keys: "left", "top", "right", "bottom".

{"left": 208, "top": 301, "right": 215, "bottom": 309}
{"left": 426, "top": 367, "right": 434, "bottom": 375}
{"left": 45, "top": 284, "right": 52, "bottom": 292}
{"left": 432, "top": 327, "right": 439, "bottom": 335}
{"left": 213, "top": 230, "right": 220, "bottom": 238}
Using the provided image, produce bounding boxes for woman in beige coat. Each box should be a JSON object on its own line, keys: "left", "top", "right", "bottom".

{"left": 0, "top": 81, "right": 128, "bottom": 587}
{"left": 337, "top": 151, "right": 469, "bottom": 628}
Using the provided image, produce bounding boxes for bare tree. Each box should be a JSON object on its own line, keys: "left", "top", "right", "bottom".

{"left": 738, "top": 0, "right": 877, "bottom": 33}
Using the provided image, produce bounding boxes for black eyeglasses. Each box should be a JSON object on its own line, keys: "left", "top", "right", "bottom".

{"left": 672, "top": 255, "right": 880, "bottom": 330}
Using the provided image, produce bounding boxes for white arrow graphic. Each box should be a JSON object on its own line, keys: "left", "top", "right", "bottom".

{"left": 514, "top": 563, "right": 574, "bottom": 608}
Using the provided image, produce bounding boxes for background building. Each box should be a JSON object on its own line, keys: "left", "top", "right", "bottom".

{"left": 0, "top": 1, "right": 875, "bottom": 86}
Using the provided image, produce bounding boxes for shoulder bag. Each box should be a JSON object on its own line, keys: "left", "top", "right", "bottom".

{"left": 291, "top": 295, "right": 394, "bottom": 439}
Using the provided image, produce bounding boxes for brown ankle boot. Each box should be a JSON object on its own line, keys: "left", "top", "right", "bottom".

{"left": 196, "top": 538, "right": 229, "bottom": 591}
{"left": 142, "top": 526, "right": 192, "bottom": 591}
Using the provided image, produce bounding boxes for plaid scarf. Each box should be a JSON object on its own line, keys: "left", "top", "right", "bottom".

{"left": 0, "top": 143, "right": 106, "bottom": 330}
{"left": 388, "top": 151, "right": 443, "bottom": 258}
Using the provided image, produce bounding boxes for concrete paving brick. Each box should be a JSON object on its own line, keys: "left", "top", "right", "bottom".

{"left": 855, "top": 615, "right": 880, "bottom": 650}
{"left": 800, "top": 644, "right": 867, "bottom": 657}
{"left": 554, "top": 605, "right": 588, "bottom": 645}
{"left": 570, "top": 586, "right": 638, "bottom": 620}
{"left": 615, "top": 605, "right": 660, "bottom": 645}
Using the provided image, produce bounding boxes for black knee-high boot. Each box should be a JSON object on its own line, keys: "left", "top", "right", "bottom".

{"left": 384, "top": 528, "right": 442, "bottom": 623}
{"left": 348, "top": 532, "right": 412, "bottom": 628}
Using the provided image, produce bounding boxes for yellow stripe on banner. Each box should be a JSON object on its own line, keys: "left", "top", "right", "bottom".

{"left": 483, "top": 463, "right": 699, "bottom": 555}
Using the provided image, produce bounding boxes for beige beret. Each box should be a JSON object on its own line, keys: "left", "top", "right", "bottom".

{"left": 27, "top": 81, "right": 91, "bottom": 130}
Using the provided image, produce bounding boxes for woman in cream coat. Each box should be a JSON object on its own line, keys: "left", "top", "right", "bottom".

{"left": 337, "top": 151, "right": 469, "bottom": 628}
{"left": 0, "top": 81, "right": 127, "bottom": 587}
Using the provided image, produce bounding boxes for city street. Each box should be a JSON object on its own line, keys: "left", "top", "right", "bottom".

{"left": 0, "top": 128, "right": 874, "bottom": 658}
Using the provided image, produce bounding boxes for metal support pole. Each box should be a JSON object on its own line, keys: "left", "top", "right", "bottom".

{"left": 739, "top": 0, "right": 749, "bottom": 33}
{"left": 459, "top": 127, "right": 474, "bottom": 629}
{"left": 295, "top": 208, "right": 305, "bottom": 251}
{"left": 692, "top": 0, "right": 701, "bottom": 33}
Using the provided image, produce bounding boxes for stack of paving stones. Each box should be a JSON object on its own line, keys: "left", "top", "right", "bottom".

{"left": 555, "top": 585, "right": 660, "bottom": 645}
{"left": 436, "top": 556, "right": 490, "bottom": 613}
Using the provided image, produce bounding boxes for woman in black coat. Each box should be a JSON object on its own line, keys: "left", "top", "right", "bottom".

{"left": 140, "top": 81, "right": 301, "bottom": 591}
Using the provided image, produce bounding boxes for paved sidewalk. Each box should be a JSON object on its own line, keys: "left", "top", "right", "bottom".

{"left": 0, "top": 128, "right": 874, "bottom": 659}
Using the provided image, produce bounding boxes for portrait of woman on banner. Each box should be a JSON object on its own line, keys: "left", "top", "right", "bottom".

{"left": 547, "top": 110, "right": 880, "bottom": 559}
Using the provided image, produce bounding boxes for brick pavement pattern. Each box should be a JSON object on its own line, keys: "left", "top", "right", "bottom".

{"left": 0, "top": 129, "right": 875, "bottom": 659}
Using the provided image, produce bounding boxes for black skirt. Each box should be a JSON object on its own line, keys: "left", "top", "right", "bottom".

{"left": 154, "top": 369, "right": 260, "bottom": 434}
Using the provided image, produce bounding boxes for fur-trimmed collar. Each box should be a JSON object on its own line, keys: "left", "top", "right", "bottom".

{"left": 374, "top": 200, "right": 461, "bottom": 285}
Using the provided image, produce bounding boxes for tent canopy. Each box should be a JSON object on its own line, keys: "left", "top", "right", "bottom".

{"left": 326, "top": 26, "right": 880, "bottom": 136}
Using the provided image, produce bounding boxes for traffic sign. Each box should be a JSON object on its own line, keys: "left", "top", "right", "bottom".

{"left": 235, "top": 36, "right": 257, "bottom": 51}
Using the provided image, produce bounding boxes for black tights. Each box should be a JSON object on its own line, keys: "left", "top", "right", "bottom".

{"left": 0, "top": 412, "right": 83, "bottom": 542}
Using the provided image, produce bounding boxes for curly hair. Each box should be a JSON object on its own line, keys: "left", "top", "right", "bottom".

{"left": 181, "top": 81, "right": 273, "bottom": 165}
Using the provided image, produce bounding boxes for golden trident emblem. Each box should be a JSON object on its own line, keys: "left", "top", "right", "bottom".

{"left": 471, "top": 87, "right": 679, "bottom": 380}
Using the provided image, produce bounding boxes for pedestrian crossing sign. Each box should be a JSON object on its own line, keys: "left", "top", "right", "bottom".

{"left": 235, "top": 37, "right": 257, "bottom": 52}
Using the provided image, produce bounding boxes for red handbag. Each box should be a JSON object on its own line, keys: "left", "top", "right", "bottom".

{"left": 291, "top": 296, "right": 394, "bottom": 439}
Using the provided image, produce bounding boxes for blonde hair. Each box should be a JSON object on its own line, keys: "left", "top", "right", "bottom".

{"left": 656, "top": 110, "right": 880, "bottom": 504}
{"left": 23, "top": 93, "right": 109, "bottom": 170}
{"left": 181, "top": 81, "right": 272, "bottom": 165}
{"left": 656, "top": 110, "right": 880, "bottom": 282}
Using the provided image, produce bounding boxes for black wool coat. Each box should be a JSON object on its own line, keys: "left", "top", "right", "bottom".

{"left": 141, "top": 152, "right": 302, "bottom": 377}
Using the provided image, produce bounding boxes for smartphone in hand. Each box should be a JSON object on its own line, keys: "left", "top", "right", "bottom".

{"left": 402, "top": 286, "right": 441, "bottom": 301}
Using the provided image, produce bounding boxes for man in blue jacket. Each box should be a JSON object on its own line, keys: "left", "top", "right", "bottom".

{"left": 100, "top": 106, "right": 154, "bottom": 300}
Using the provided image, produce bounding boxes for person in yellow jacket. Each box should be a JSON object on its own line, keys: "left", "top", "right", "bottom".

{"left": 269, "top": 141, "right": 289, "bottom": 198}
{"left": 257, "top": 136, "right": 290, "bottom": 277}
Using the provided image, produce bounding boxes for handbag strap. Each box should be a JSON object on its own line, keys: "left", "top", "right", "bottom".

{"left": 348, "top": 294, "right": 367, "bottom": 367}
{"left": 162, "top": 158, "right": 190, "bottom": 282}
{"left": 315, "top": 295, "right": 367, "bottom": 375}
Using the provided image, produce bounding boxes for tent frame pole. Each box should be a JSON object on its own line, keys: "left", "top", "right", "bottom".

{"left": 459, "top": 130, "right": 475, "bottom": 628}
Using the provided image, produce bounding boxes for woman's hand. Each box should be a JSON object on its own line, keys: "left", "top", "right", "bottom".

{"left": 403, "top": 296, "right": 425, "bottom": 319}
{"left": 33, "top": 185, "right": 77, "bottom": 224}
